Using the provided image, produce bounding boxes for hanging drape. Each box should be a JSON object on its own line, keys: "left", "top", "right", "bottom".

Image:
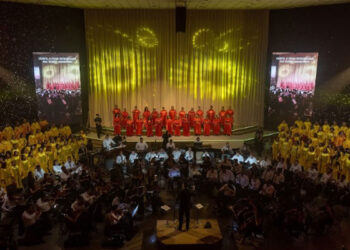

{"left": 85, "top": 9, "right": 269, "bottom": 127}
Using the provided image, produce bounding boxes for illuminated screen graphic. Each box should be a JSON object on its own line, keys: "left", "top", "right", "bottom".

{"left": 33, "top": 52, "right": 82, "bottom": 125}
{"left": 267, "top": 52, "right": 319, "bottom": 126}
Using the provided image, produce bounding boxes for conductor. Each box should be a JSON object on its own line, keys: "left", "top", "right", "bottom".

{"left": 178, "top": 182, "right": 192, "bottom": 231}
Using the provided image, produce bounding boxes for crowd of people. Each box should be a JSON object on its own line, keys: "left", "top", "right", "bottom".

{"left": 1, "top": 117, "right": 350, "bottom": 248}
{"left": 108, "top": 105, "right": 235, "bottom": 137}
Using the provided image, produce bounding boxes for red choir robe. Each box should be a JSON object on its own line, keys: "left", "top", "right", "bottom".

{"left": 155, "top": 118, "right": 163, "bottom": 136}
{"left": 182, "top": 118, "right": 190, "bottom": 136}
{"left": 226, "top": 109, "right": 234, "bottom": 118}
{"left": 203, "top": 119, "right": 211, "bottom": 136}
{"left": 194, "top": 117, "right": 202, "bottom": 135}
{"left": 121, "top": 111, "right": 128, "bottom": 128}
{"left": 113, "top": 117, "right": 121, "bottom": 135}
{"left": 196, "top": 109, "right": 204, "bottom": 120}
{"left": 135, "top": 119, "right": 144, "bottom": 136}
{"left": 152, "top": 111, "right": 159, "bottom": 125}
{"left": 188, "top": 111, "right": 196, "bottom": 127}
{"left": 207, "top": 109, "right": 215, "bottom": 121}
{"left": 132, "top": 109, "right": 140, "bottom": 123}
{"left": 169, "top": 109, "right": 177, "bottom": 120}
{"left": 219, "top": 110, "right": 226, "bottom": 125}
{"left": 173, "top": 119, "right": 182, "bottom": 136}
{"left": 179, "top": 110, "right": 186, "bottom": 119}
{"left": 126, "top": 119, "right": 134, "bottom": 136}
{"left": 143, "top": 110, "right": 151, "bottom": 122}
{"left": 146, "top": 120, "right": 153, "bottom": 137}
{"left": 113, "top": 108, "right": 121, "bottom": 117}
{"left": 212, "top": 118, "right": 221, "bottom": 135}
{"left": 166, "top": 119, "right": 173, "bottom": 135}
{"left": 160, "top": 109, "right": 167, "bottom": 127}
{"left": 224, "top": 117, "right": 233, "bottom": 136}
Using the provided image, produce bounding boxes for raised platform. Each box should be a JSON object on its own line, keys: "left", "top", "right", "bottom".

{"left": 156, "top": 219, "right": 222, "bottom": 249}
{"left": 84, "top": 130, "right": 277, "bottom": 149}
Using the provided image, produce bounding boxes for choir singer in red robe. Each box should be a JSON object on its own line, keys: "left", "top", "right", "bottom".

{"left": 226, "top": 106, "right": 234, "bottom": 118}
{"left": 179, "top": 107, "right": 186, "bottom": 119}
{"left": 113, "top": 114, "right": 121, "bottom": 135}
{"left": 219, "top": 106, "right": 226, "bottom": 125}
{"left": 143, "top": 107, "right": 151, "bottom": 123}
{"left": 207, "top": 105, "right": 215, "bottom": 121}
{"left": 135, "top": 118, "right": 144, "bottom": 136}
{"left": 146, "top": 118, "right": 153, "bottom": 137}
{"left": 182, "top": 115, "right": 190, "bottom": 136}
{"left": 155, "top": 116, "right": 163, "bottom": 136}
{"left": 113, "top": 104, "right": 121, "bottom": 118}
{"left": 212, "top": 115, "right": 221, "bottom": 135}
{"left": 166, "top": 116, "right": 173, "bottom": 135}
{"left": 193, "top": 115, "right": 202, "bottom": 135}
{"left": 160, "top": 107, "right": 167, "bottom": 127}
{"left": 188, "top": 107, "right": 196, "bottom": 128}
{"left": 126, "top": 117, "right": 134, "bottom": 136}
{"left": 203, "top": 117, "right": 211, "bottom": 136}
{"left": 169, "top": 106, "right": 177, "bottom": 120}
{"left": 196, "top": 106, "right": 204, "bottom": 120}
{"left": 132, "top": 106, "right": 140, "bottom": 125}
{"left": 121, "top": 108, "right": 129, "bottom": 128}
{"left": 173, "top": 117, "right": 182, "bottom": 136}
{"left": 224, "top": 115, "right": 233, "bottom": 136}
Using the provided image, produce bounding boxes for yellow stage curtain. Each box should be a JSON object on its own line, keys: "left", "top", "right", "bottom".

{"left": 85, "top": 9, "right": 269, "bottom": 127}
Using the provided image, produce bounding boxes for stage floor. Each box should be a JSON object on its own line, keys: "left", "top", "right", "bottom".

{"left": 85, "top": 130, "right": 277, "bottom": 149}
{"left": 156, "top": 219, "right": 222, "bottom": 247}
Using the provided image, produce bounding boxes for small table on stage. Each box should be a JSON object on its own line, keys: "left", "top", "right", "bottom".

{"left": 156, "top": 219, "right": 222, "bottom": 248}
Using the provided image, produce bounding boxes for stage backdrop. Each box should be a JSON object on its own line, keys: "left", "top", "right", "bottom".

{"left": 85, "top": 10, "right": 269, "bottom": 127}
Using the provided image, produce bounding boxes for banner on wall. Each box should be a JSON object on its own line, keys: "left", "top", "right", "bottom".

{"left": 33, "top": 52, "right": 82, "bottom": 125}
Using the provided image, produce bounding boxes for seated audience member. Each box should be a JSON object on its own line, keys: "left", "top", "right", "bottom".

{"left": 53, "top": 160, "right": 62, "bottom": 175}
{"left": 34, "top": 165, "right": 45, "bottom": 181}
{"left": 259, "top": 156, "right": 271, "bottom": 169}
{"left": 188, "top": 164, "right": 201, "bottom": 179}
{"left": 219, "top": 168, "right": 234, "bottom": 184}
{"left": 184, "top": 147, "right": 194, "bottom": 162}
{"left": 64, "top": 156, "right": 76, "bottom": 170}
{"left": 103, "top": 135, "right": 114, "bottom": 151}
{"left": 166, "top": 139, "right": 176, "bottom": 150}
{"left": 60, "top": 166, "right": 70, "bottom": 181}
{"left": 135, "top": 137, "right": 148, "bottom": 152}
{"left": 231, "top": 151, "right": 244, "bottom": 164}
{"left": 290, "top": 160, "right": 302, "bottom": 174}
{"left": 221, "top": 142, "right": 233, "bottom": 159}
{"left": 260, "top": 182, "right": 275, "bottom": 198}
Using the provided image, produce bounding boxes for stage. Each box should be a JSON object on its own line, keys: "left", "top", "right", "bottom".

{"left": 85, "top": 127, "right": 277, "bottom": 149}
{"left": 156, "top": 219, "right": 222, "bottom": 249}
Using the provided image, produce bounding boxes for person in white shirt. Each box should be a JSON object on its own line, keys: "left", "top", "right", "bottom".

{"left": 36, "top": 195, "right": 52, "bottom": 213}
{"left": 219, "top": 168, "right": 235, "bottom": 184}
{"left": 135, "top": 137, "right": 148, "bottom": 152}
{"left": 184, "top": 147, "right": 194, "bottom": 162}
{"left": 221, "top": 142, "right": 233, "bottom": 156}
{"left": 129, "top": 151, "right": 139, "bottom": 165}
{"left": 202, "top": 151, "right": 211, "bottom": 160}
{"left": 259, "top": 156, "right": 271, "bottom": 169}
{"left": 320, "top": 169, "right": 333, "bottom": 184}
{"left": 166, "top": 139, "right": 176, "bottom": 150}
{"left": 34, "top": 165, "right": 45, "bottom": 180}
{"left": 245, "top": 154, "right": 257, "bottom": 166}
{"left": 276, "top": 159, "right": 287, "bottom": 172}
{"left": 64, "top": 156, "right": 76, "bottom": 171}
{"left": 290, "top": 160, "right": 302, "bottom": 174}
{"left": 172, "top": 148, "right": 182, "bottom": 162}
{"left": 145, "top": 151, "right": 157, "bottom": 162}
{"left": 231, "top": 151, "right": 244, "bottom": 164}
{"left": 157, "top": 148, "right": 169, "bottom": 162}
{"left": 103, "top": 134, "right": 114, "bottom": 151}
{"left": 53, "top": 160, "right": 62, "bottom": 175}
{"left": 116, "top": 151, "right": 127, "bottom": 165}
{"left": 308, "top": 165, "right": 319, "bottom": 182}
{"left": 273, "top": 169, "right": 285, "bottom": 185}
{"left": 60, "top": 166, "right": 70, "bottom": 181}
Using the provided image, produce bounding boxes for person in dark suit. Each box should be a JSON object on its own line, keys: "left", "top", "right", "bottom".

{"left": 94, "top": 114, "right": 102, "bottom": 138}
{"left": 178, "top": 182, "right": 192, "bottom": 231}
